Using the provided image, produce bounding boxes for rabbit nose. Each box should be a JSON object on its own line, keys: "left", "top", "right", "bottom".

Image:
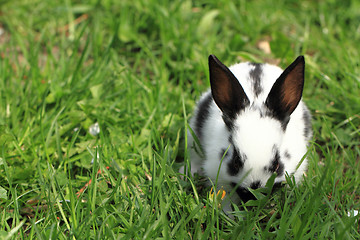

{"left": 250, "top": 181, "right": 261, "bottom": 189}
{"left": 231, "top": 182, "right": 257, "bottom": 202}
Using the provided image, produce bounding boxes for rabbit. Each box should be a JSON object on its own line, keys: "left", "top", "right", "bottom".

{"left": 182, "top": 54, "right": 312, "bottom": 212}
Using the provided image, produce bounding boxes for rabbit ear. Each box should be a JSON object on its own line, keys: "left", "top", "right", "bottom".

{"left": 265, "top": 56, "right": 305, "bottom": 122}
{"left": 209, "top": 55, "right": 250, "bottom": 120}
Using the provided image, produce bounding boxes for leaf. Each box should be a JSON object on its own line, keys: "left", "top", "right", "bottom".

{"left": 0, "top": 186, "right": 7, "bottom": 200}
{"left": 118, "top": 22, "right": 133, "bottom": 43}
{"left": 90, "top": 84, "right": 102, "bottom": 99}
{"left": 77, "top": 140, "right": 95, "bottom": 152}
{"left": 97, "top": 180, "right": 108, "bottom": 193}
{"left": 45, "top": 92, "right": 56, "bottom": 104}
{"left": 180, "top": 0, "right": 192, "bottom": 14}
{"left": 70, "top": 4, "right": 93, "bottom": 14}
{"left": 0, "top": 134, "right": 12, "bottom": 145}
{"left": 265, "top": 173, "right": 277, "bottom": 193}
{"left": 247, "top": 188, "right": 265, "bottom": 201}
{"left": 4, "top": 220, "right": 24, "bottom": 240}
{"left": 55, "top": 171, "right": 69, "bottom": 186}
{"left": 197, "top": 10, "right": 219, "bottom": 37}
{"left": 12, "top": 168, "right": 34, "bottom": 182}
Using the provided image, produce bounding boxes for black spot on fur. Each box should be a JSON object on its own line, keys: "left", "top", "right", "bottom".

{"left": 284, "top": 150, "right": 291, "bottom": 159}
{"left": 249, "top": 63, "right": 263, "bottom": 97}
{"left": 303, "top": 105, "right": 312, "bottom": 139}
{"left": 231, "top": 183, "right": 256, "bottom": 202}
{"left": 195, "top": 94, "right": 213, "bottom": 140}
{"left": 227, "top": 149, "right": 245, "bottom": 176}
{"left": 267, "top": 148, "right": 284, "bottom": 176}
{"left": 284, "top": 150, "right": 291, "bottom": 160}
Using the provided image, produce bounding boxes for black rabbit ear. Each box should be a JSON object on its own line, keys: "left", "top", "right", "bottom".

{"left": 209, "top": 55, "right": 250, "bottom": 120}
{"left": 265, "top": 56, "right": 305, "bottom": 122}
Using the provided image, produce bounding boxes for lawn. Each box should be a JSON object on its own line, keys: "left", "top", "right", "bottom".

{"left": 0, "top": 0, "right": 359, "bottom": 239}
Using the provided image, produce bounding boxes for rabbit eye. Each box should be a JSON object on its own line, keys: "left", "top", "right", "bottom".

{"left": 220, "top": 148, "right": 229, "bottom": 159}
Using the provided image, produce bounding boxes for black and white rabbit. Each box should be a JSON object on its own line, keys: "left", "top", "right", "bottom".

{"left": 183, "top": 55, "right": 312, "bottom": 210}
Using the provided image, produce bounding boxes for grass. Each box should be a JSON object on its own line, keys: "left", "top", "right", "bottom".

{"left": 0, "top": 0, "right": 359, "bottom": 239}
